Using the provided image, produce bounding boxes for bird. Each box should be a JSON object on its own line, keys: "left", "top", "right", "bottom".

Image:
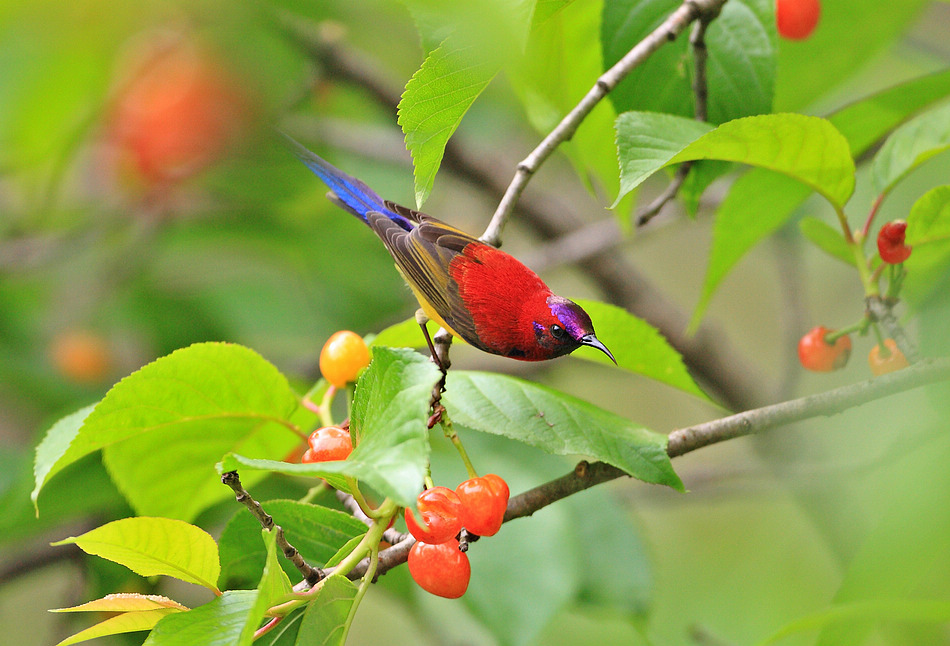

{"left": 286, "top": 135, "right": 616, "bottom": 364}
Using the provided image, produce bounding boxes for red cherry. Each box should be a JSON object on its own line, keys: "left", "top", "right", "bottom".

{"left": 404, "top": 487, "right": 463, "bottom": 544}
{"left": 455, "top": 474, "right": 510, "bottom": 537}
{"left": 877, "top": 220, "right": 912, "bottom": 264}
{"left": 868, "top": 339, "right": 909, "bottom": 376}
{"left": 798, "top": 326, "right": 852, "bottom": 372}
{"left": 407, "top": 539, "right": 470, "bottom": 598}
{"left": 776, "top": 0, "right": 820, "bottom": 40}
{"left": 302, "top": 426, "right": 352, "bottom": 462}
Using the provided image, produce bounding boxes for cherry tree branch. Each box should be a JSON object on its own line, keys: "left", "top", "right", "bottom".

{"left": 366, "top": 357, "right": 950, "bottom": 573}
{"left": 221, "top": 471, "right": 323, "bottom": 587}
{"left": 480, "top": 0, "right": 728, "bottom": 247}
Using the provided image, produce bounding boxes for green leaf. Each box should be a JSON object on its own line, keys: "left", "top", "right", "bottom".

{"left": 53, "top": 517, "right": 221, "bottom": 592}
{"left": 296, "top": 576, "right": 359, "bottom": 646}
{"left": 616, "top": 113, "right": 855, "bottom": 209}
{"left": 51, "top": 594, "right": 188, "bottom": 646}
{"left": 799, "top": 216, "right": 855, "bottom": 266}
{"left": 691, "top": 69, "right": 950, "bottom": 328}
{"left": 830, "top": 68, "right": 950, "bottom": 157}
{"left": 219, "top": 501, "right": 367, "bottom": 587}
{"left": 614, "top": 112, "right": 714, "bottom": 207}
{"left": 758, "top": 599, "right": 950, "bottom": 646}
{"left": 256, "top": 606, "right": 306, "bottom": 646}
{"left": 32, "top": 405, "right": 94, "bottom": 512}
{"left": 144, "top": 590, "right": 257, "bottom": 646}
{"left": 33, "top": 343, "right": 301, "bottom": 521}
{"left": 222, "top": 347, "right": 439, "bottom": 507}
{"left": 602, "top": 0, "right": 775, "bottom": 125}
{"left": 239, "top": 529, "right": 293, "bottom": 646}
{"left": 871, "top": 102, "right": 950, "bottom": 197}
{"left": 368, "top": 317, "right": 426, "bottom": 350}
{"left": 902, "top": 185, "right": 950, "bottom": 306}
{"left": 573, "top": 299, "right": 707, "bottom": 399}
{"left": 398, "top": 42, "right": 497, "bottom": 208}
{"left": 443, "top": 371, "right": 682, "bottom": 490}
{"left": 906, "top": 184, "right": 950, "bottom": 246}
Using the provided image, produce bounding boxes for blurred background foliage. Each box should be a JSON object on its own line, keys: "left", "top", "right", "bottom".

{"left": 2, "top": 0, "right": 950, "bottom": 644}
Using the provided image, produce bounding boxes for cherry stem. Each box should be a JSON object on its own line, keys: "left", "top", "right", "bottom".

{"left": 317, "top": 386, "right": 336, "bottom": 428}
{"left": 344, "top": 476, "right": 375, "bottom": 519}
{"left": 254, "top": 616, "right": 282, "bottom": 640}
{"left": 824, "top": 318, "right": 868, "bottom": 344}
{"left": 438, "top": 408, "right": 478, "bottom": 479}
{"left": 861, "top": 193, "right": 886, "bottom": 239}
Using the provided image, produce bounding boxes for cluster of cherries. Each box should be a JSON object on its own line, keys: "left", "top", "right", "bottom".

{"left": 405, "top": 475, "right": 510, "bottom": 598}
{"left": 798, "top": 221, "right": 912, "bottom": 376}
{"left": 302, "top": 330, "right": 510, "bottom": 598}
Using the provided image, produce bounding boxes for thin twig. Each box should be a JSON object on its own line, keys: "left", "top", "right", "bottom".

{"left": 483, "top": 0, "right": 727, "bottom": 246}
{"left": 636, "top": 7, "right": 717, "bottom": 227}
{"left": 221, "top": 471, "right": 323, "bottom": 587}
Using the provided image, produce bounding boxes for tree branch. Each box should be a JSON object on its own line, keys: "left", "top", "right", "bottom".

{"left": 374, "top": 357, "right": 950, "bottom": 569}
{"left": 221, "top": 471, "right": 323, "bottom": 587}
{"left": 481, "top": 0, "right": 728, "bottom": 247}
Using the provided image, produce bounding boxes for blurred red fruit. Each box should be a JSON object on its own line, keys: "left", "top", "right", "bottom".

{"left": 106, "top": 33, "right": 251, "bottom": 188}
{"left": 50, "top": 330, "right": 112, "bottom": 384}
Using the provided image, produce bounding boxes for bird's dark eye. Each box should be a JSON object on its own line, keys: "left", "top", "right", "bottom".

{"left": 550, "top": 324, "right": 567, "bottom": 340}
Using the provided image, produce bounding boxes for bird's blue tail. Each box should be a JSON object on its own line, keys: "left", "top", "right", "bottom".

{"left": 282, "top": 133, "right": 411, "bottom": 229}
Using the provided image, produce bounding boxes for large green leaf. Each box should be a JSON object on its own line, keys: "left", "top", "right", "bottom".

{"left": 398, "top": 0, "right": 535, "bottom": 206}
{"left": 33, "top": 343, "right": 302, "bottom": 521}
{"left": 574, "top": 299, "right": 707, "bottom": 399}
{"left": 221, "top": 347, "right": 440, "bottom": 507}
{"left": 616, "top": 112, "right": 855, "bottom": 209}
{"left": 219, "top": 501, "right": 367, "bottom": 587}
{"left": 296, "top": 576, "right": 359, "bottom": 646}
{"left": 602, "top": 0, "right": 774, "bottom": 124}
{"left": 871, "top": 102, "right": 950, "bottom": 197}
{"left": 691, "top": 69, "right": 950, "bottom": 328}
{"left": 144, "top": 590, "right": 257, "bottom": 646}
{"left": 443, "top": 371, "right": 682, "bottom": 490}
{"left": 53, "top": 517, "right": 221, "bottom": 592}
{"left": 398, "top": 42, "right": 497, "bottom": 207}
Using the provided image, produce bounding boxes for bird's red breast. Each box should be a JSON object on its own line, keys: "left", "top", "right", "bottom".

{"left": 450, "top": 243, "right": 555, "bottom": 360}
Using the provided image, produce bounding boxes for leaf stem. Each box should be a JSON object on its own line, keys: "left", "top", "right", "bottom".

{"left": 344, "top": 477, "right": 375, "bottom": 518}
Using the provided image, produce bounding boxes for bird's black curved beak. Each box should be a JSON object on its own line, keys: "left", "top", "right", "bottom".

{"left": 580, "top": 334, "right": 617, "bottom": 365}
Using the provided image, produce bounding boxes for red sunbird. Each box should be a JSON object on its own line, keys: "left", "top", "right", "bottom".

{"left": 286, "top": 135, "right": 615, "bottom": 364}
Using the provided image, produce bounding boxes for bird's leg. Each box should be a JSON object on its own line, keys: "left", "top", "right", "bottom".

{"left": 416, "top": 309, "right": 452, "bottom": 412}
{"left": 416, "top": 309, "right": 444, "bottom": 371}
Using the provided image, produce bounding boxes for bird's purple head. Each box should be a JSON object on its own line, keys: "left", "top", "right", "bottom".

{"left": 536, "top": 296, "right": 616, "bottom": 363}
